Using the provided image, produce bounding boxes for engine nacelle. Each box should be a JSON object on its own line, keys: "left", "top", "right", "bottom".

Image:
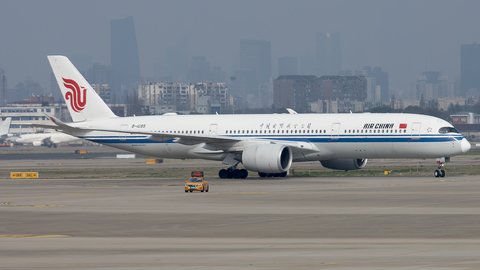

{"left": 320, "top": 158, "right": 368, "bottom": 171}
{"left": 32, "top": 141, "right": 42, "bottom": 147}
{"left": 242, "top": 144, "right": 293, "bottom": 173}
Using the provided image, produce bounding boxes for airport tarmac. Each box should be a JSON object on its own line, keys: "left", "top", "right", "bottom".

{"left": 1, "top": 170, "right": 480, "bottom": 269}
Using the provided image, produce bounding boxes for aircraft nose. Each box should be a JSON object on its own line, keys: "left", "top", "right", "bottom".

{"left": 461, "top": 138, "right": 471, "bottom": 153}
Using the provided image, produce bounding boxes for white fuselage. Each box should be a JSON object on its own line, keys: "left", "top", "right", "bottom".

{"left": 67, "top": 113, "right": 468, "bottom": 162}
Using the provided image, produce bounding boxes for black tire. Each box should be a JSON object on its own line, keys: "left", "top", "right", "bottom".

{"left": 258, "top": 172, "right": 266, "bottom": 177}
{"left": 201, "top": 190, "right": 204, "bottom": 192}
{"left": 434, "top": 170, "right": 440, "bottom": 177}
{"left": 185, "top": 190, "right": 188, "bottom": 193}
{"left": 189, "top": 190, "right": 193, "bottom": 192}
{"left": 232, "top": 169, "right": 242, "bottom": 179}
{"left": 279, "top": 171, "right": 287, "bottom": 177}
{"left": 206, "top": 186, "right": 209, "bottom": 192}
{"left": 219, "top": 169, "right": 228, "bottom": 179}
{"left": 240, "top": 169, "right": 248, "bottom": 179}
{"left": 227, "top": 168, "right": 234, "bottom": 179}
{"left": 440, "top": 170, "right": 445, "bottom": 177}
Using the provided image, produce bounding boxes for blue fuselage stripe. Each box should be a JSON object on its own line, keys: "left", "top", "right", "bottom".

{"left": 80, "top": 134, "right": 463, "bottom": 144}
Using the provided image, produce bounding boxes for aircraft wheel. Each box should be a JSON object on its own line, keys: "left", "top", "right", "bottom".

{"left": 258, "top": 172, "right": 266, "bottom": 178}
{"left": 240, "top": 169, "right": 248, "bottom": 179}
{"left": 232, "top": 169, "right": 242, "bottom": 179}
{"left": 227, "top": 168, "right": 234, "bottom": 179}
{"left": 440, "top": 170, "right": 445, "bottom": 177}
{"left": 279, "top": 171, "right": 287, "bottom": 177}
{"left": 219, "top": 169, "right": 228, "bottom": 179}
{"left": 434, "top": 170, "right": 440, "bottom": 177}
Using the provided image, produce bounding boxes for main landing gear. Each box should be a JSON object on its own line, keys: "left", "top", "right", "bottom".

{"left": 434, "top": 157, "right": 449, "bottom": 178}
{"left": 219, "top": 167, "right": 248, "bottom": 179}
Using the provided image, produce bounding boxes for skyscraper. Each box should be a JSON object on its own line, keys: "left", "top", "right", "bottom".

{"left": 240, "top": 39, "right": 271, "bottom": 86}
{"left": 111, "top": 16, "right": 140, "bottom": 87}
{"left": 461, "top": 43, "right": 480, "bottom": 97}
{"left": 315, "top": 32, "right": 341, "bottom": 76}
{"left": 364, "top": 66, "right": 389, "bottom": 102}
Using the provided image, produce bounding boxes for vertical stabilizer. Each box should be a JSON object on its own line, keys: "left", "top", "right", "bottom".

{"left": 0, "top": 117, "right": 11, "bottom": 135}
{"left": 47, "top": 55, "right": 117, "bottom": 122}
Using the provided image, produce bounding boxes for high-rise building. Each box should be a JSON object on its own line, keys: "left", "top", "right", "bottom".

{"left": 165, "top": 39, "right": 189, "bottom": 82}
{"left": 412, "top": 72, "right": 454, "bottom": 100}
{"left": 239, "top": 39, "right": 271, "bottom": 88}
{"left": 110, "top": 16, "right": 140, "bottom": 87}
{"left": 278, "top": 56, "right": 297, "bottom": 76}
{"left": 273, "top": 75, "right": 320, "bottom": 112}
{"left": 316, "top": 32, "right": 341, "bottom": 76}
{"left": 187, "top": 56, "right": 212, "bottom": 83}
{"left": 461, "top": 43, "right": 480, "bottom": 97}
{"left": 364, "top": 66, "right": 389, "bottom": 102}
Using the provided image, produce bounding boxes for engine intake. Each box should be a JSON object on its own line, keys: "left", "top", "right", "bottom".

{"left": 320, "top": 158, "right": 368, "bottom": 171}
{"left": 242, "top": 144, "right": 292, "bottom": 173}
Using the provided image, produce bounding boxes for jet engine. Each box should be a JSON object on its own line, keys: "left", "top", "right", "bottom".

{"left": 242, "top": 144, "right": 292, "bottom": 173}
{"left": 320, "top": 158, "right": 368, "bottom": 171}
{"left": 32, "top": 141, "right": 42, "bottom": 147}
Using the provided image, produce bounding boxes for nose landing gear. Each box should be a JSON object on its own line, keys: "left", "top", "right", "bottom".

{"left": 434, "top": 157, "right": 449, "bottom": 178}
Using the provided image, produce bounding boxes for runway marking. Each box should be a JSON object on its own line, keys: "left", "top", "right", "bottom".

{"left": 3, "top": 202, "right": 67, "bottom": 207}
{"left": 84, "top": 184, "right": 119, "bottom": 187}
{"left": 0, "top": 235, "right": 69, "bottom": 238}
{"left": 228, "top": 192, "right": 267, "bottom": 194}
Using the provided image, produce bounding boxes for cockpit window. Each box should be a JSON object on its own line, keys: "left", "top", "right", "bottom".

{"left": 438, "top": 127, "right": 459, "bottom": 134}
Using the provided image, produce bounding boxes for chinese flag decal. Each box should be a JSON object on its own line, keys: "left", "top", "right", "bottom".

{"left": 399, "top": 123, "right": 407, "bottom": 129}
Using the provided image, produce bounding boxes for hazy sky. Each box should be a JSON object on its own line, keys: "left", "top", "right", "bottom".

{"left": 0, "top": 0, "right": 479, "bottom": 94}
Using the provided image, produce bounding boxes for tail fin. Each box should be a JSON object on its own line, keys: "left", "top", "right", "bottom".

{"left": 48, "top": 55, "right": 117, "bottom": 122}
{"left": 0, "top": 117, "right": 12, "bottom": 135}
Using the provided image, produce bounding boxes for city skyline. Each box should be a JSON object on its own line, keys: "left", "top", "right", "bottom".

{"left": 0, "top": 0, "right": 479, "bottom": 98}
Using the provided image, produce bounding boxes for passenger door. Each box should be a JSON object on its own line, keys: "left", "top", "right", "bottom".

{"left": 411, "top": 122, "right": 421, "bottom": 140}
{"left": 331, "top": 123, "right": 340, "bottom": 140}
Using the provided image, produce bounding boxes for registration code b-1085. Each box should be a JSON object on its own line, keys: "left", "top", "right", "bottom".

{"left": 131, "top": 124, "right": 146, "bottom": 128}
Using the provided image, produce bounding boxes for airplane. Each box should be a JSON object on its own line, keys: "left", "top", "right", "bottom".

{"left": 14, "top": 132, "right": 80, "bottom": 147}
{"left": 28, "top": 55, "right": 471, "bottom": 179}
{"left": 0, "top": 117, "right": 13, "bottom": 143}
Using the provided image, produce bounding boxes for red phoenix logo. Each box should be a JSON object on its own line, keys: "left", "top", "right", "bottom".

{"left": 62, "top": 78, "right": 87, "bottom": 112}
